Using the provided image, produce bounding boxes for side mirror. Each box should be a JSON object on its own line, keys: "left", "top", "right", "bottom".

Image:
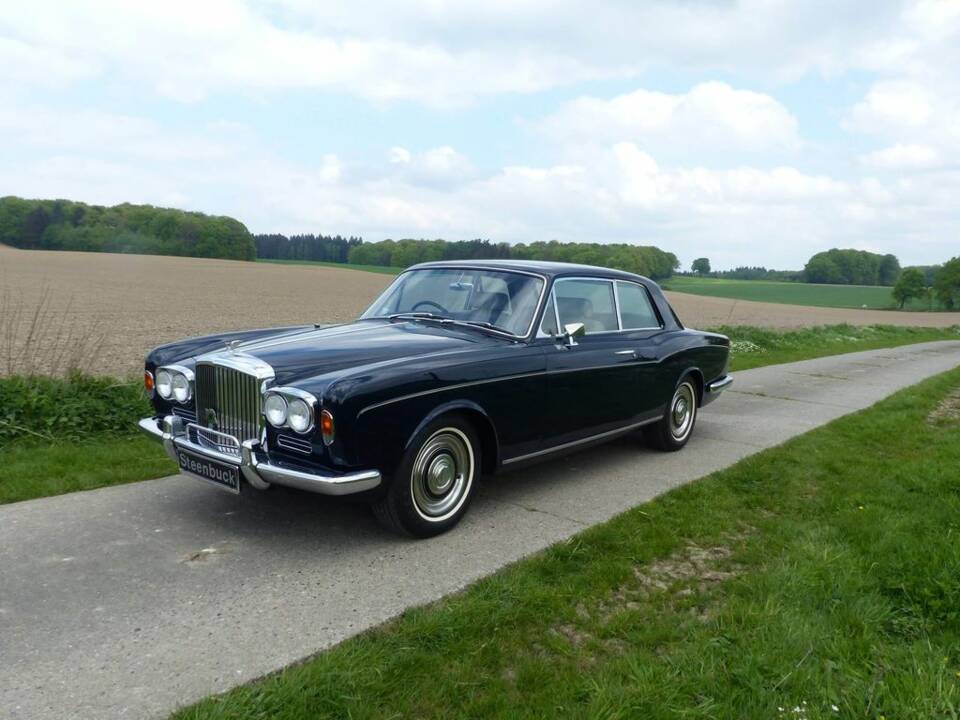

{"left": 560, "top": 322, "right": 586, "bottom": 347}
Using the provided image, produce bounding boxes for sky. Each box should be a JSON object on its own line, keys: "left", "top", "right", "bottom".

{"left": 1, "top": 0, "right": 958, "bottom": 271}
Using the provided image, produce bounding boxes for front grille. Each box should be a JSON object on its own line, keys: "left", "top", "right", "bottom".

{"left": 188, "top": 424, "right": 241, "bottom": 457}
{"left": 172, "top": 406, "right": 197, "bottom": 423}
{"left": 276, "top": 434, "right": 313, "bottom": 455}
{"left": 195, "top": 363, "right": 263, "bottom": 443}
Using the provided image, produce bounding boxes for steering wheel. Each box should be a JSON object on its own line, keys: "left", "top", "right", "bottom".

{"left": 411, "top": 300, "right": 449, "bottom": 314}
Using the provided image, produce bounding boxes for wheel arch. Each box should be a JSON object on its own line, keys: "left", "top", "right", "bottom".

{"left": 679, "top": 367, "right": 705, "bottom": 406}
{"left": 405, "top": 400, "right": 500, "bottom": 476}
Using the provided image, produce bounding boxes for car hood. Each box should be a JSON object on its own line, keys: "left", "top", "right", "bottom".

{"left": 200, "top": 320, "right": 487, "bottom": 386}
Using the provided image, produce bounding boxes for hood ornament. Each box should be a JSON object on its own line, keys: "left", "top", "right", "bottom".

{"left": 225, "top": 339, "right": 242, "bottom": 354}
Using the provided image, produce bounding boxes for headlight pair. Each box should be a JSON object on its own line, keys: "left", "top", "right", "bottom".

{"left": 263, "top": 388, "right": 317, "bottom": 435}
{"left": 155, "top": 366, "right": 193, "bottom": 403}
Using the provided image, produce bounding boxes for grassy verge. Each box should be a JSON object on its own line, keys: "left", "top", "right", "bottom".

{"left": 665, "top": 275, "right": 947, "bottom": 311}
{"left": 175, "top": 367, "right": 960, "bottom": 719}
{"left": 257, "top": 259, "right": 400, "bottom": 275}
{"left": 0, "top": 374, "right": 171, "bottom": 504}
{"left": 718, "top": 324, "right": 960, "bottom": 371}
{"left": 0, "top": 437, "right": 175, "bottom": 504}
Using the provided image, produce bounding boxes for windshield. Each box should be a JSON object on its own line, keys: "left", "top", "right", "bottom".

{"left": 361, "top": 268, "right": 545, "bottom": 337}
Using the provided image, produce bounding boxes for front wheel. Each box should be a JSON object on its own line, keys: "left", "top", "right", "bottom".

{"left": 372, "top": 416, "right": 479, "bottom": 537}
{"left": 646, "top": 379, "right": 698, "bottom": 452}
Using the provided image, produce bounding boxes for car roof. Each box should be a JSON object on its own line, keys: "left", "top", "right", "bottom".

{"left": 408, "top": 259, "right": 653, "bottom": 283}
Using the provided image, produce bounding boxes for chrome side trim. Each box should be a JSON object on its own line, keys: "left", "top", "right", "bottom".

{"left": 357, "top": 359, "right": 666, "bottom": 418}
{"left": 706, "top": 375, "right": 734, "bottom": 393}
{"left": 502, "top": 417, "right": 660, "bottom": 465}
{"left": 139, "top": 415, "right": 380, "bottom": 496}
{"left": 357, "top": 370, "right": 547, "bottom": 417}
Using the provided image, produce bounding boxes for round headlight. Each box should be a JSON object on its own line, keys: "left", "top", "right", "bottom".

{"left": 172, "top": 373, "right": 191, "bottom": 403}
{"left": 287, "top": 398, "right": 313, "bottom": 433}
{"left": 156, "top": 370, "right": 173, "bottom": 399}
{"left": 264, "top": 394, "right": 288, "bottom": 427}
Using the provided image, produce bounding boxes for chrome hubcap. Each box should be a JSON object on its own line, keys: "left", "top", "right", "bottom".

{"left": 427, "top": 455, "right": 456, "bottom": 494}
{"left": 411, "top": 428, "right": 474, "bottom": 520}
{"left": 670, "top": 382, "right": 696, "bottom": 440}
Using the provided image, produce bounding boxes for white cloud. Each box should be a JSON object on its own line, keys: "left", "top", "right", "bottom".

{"left": 541, "top": 82, "right": 800, "bottom": 153}
{"left": 0, "top": 0, "right": 949, "bottom": 107}
{"left": 847, "top": 81, "right": 934, "bottom": 132}
{"left": 861, "top": 144, "right": 941, "bottom": 170}
{"left": 385, "top": 146, "right": 475, "bottom": 188}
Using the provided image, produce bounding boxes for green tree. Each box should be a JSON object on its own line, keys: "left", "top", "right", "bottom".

{"left": 691, "top": 257, "right": 711, "bottom": 275}
{"left": 933, "top": 257, "right": 960, "bottom": 309}
{"left": 892, "top": 267, "right": 926, "bottom": 309}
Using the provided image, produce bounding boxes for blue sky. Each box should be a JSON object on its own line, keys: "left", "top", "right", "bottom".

{"left": 1, "top": 0, "right": 958, "bottom": 270}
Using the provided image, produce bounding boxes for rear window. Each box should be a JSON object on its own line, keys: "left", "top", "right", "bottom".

{"left": 617, "top": 282, "right": 661, "bottom": 329}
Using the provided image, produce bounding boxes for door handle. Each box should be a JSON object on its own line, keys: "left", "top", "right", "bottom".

{"left": 615, "top": 349, "right": 655, "bottom": 362}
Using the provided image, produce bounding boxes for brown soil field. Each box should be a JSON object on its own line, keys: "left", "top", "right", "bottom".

{"left": 2, "top": 244, "right": 959, "bottom": 377}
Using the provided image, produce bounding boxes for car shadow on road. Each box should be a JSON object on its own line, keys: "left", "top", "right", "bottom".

{"left": 151, "top": 433, "right": 657, "bottom": 546}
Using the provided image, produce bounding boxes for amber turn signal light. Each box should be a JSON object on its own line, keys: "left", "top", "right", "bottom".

{"left": 144, "top": 370, "right": 154, "bottom": 393}
{"left": 320, "top": 409, "right": 335, "bottom": 445}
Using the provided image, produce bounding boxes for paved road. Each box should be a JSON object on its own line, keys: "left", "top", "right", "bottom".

{"left": 2, "top": 341, "right": 959, "bottom": 719}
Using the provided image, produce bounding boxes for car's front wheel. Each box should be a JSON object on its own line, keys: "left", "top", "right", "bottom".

{"left": 646, "top": 378, "right": 698, "bottom": 452}
{"left": 372, "top": 415, "right": 479, "bottom": 537}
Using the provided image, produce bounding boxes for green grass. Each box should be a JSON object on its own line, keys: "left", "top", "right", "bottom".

{"left": 665, "top": 276, "right": 946, "bottom": 311}
{"left": 257, "top": 258, "right": 400, "bottom": 275}
{"left": 718, "top": 324, "right": 960, "bottom": 371}
{"left": 0, "top": 436, "right": 175, "bottom": 504}
{"left": 174, "top": 367, "right": 960, "bottom": 720}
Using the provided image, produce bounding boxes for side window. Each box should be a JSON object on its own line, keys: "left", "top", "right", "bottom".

{"left": 539, "top": 294, "right": 558, "bottom": 336}
{"left": 617, "top": 282, "right": 661, "bottom": 329}
{"left": 555, "top": 279, "right": 618, "bottom": 334}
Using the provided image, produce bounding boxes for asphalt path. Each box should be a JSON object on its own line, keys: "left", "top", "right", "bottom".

{"left": 2, "top": 340, "right": 959, "bottom": 719}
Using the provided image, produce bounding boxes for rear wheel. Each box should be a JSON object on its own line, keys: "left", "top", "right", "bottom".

{"left": 372, "top": 415, "right": 479, "bottom": 537}
{"left": 646, "top": 379, "right": 698, "bottom": 452}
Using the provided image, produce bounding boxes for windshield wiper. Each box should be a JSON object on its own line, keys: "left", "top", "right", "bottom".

{"left": 387, "top": 313, "right": 511, "bottom": 337}
{"left": 388, "top": 312, "right": 445, "bottom": 322}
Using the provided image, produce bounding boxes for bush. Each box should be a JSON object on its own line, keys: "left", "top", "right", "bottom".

{"left": 0, "top": 374, "right": 150, "bottom": 444}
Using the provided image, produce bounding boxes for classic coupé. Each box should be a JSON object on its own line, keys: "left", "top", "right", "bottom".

{"left": 139, "top": 260, "right": 732, "bottom": 537}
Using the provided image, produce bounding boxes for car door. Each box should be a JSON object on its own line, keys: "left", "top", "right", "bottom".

{"left": 542, "top": 277, "right": 640, "bottom": 446}
{"left": 614, "top": 279, "right": 668, "bottom": 422}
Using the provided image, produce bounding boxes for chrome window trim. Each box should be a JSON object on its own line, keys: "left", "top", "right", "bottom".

{"left": 614, "top": 279, "right": 665, "bottom": 331}
{"left": 551, "top": 276, "right": 622, "bottom": 336}
{"left": 361, "top": 266, "right": 549, "bottom": 341}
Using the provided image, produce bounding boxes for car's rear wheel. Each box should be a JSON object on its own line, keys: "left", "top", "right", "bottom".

{"left": 372, "top": 415, "right": 479, "bottom": 537}
{"left": 646, "top": 378, "right": 698, "bottom": 452}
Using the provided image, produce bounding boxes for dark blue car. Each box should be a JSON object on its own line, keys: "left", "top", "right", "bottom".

{"left": 140, "top": 260, "right": 732, "bottom": 537}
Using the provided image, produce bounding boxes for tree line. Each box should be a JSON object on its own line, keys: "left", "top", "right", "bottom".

{"left": 255, "top": 233, "right": 362, "bottom": 263}
{"left": 0, "top": 196, "right": 255, "bottom": 260}
{"left": 894, "top": 259, "right": 960, "bottom": 309}
{"left": 257, "top": 235, "right": 680, "bottom": 280}
{"left": 803, "top": 248, "right": 901, "bottom": 286}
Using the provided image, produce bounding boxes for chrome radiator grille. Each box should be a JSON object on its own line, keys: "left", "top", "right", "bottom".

{"left": 195, "top": 363, "right": 263, "bottom": 442}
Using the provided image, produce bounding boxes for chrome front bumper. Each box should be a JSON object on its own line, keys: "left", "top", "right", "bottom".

{"left": 138, "top": 415, "right": 382, "bottom": 496}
